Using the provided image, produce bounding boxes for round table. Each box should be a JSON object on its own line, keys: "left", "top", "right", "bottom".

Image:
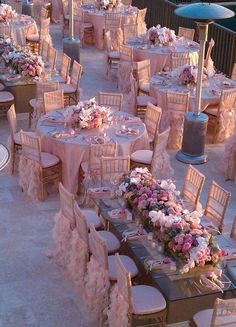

{"left": 150, "top": 72, "right": 236, "bottom": 137}
{"left": 82, "top": 8, "right": 137, "bottom": 49}
{"left": 127, "top": 36, "right": 199, "bottom": 75}
{"left": 37, "top": 110, "right": 149, "bottom": 193}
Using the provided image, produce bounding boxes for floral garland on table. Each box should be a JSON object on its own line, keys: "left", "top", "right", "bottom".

{"left": 118, "top": 168, "right": 224, "bottom": 273}
{"left": 0, "top": 4, "right": 17, "bottom": 23}
{"left": 147, "top": 24, "right": 176, "bottom": 46}
{"left": 171, "top": 65, "right": 209, "bottom": 86}
{"left": 64, "top": 98, "right": 112, "bottom": 129}
{"left": 3, "top": 48, "right": 44, "bottom": 77}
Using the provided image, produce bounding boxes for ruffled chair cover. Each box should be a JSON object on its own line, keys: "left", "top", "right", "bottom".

{"left": 18, "top": 156, "right": 42, "bottom": 201}
{"left": 222, "top": 134, "right": 236, "bottom": 180}
{"left": 136, "top": 9, "right": 147, "bottom": 35}
{"left": 67, "top": 229, "right": 89, "bottom": 290}
{"left": 104, "top": 29, "right": 123, "bottom": 80}
{"left": 107, "top": 284, "right": 129, "bottom": 327}
{"left": 215, "top": 110, "right": 235, "bottom": 143}
{"left": 32, "top": 99, "right": 44, "bottom": 128}
{"left": 151, "top": 127, "right": 173, "bottom": 178}
{"left": 126, "top": 73, "right": 137, "bottom": 115}
{"left": 84, "top": 256, "right": 110, "bottom": 327}
{"left": 47, "top": 210, "right": 72, "bottom": 267}
{"left": 118, "top": 60, "right": 133, "bottom": 94}
{"left": 167, "top": 111, "right": 185, "bottom": 150}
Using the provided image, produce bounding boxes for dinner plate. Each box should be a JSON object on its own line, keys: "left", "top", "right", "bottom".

{"left": 6, "top": 74, "right": 21, "bottom": 82}
{"left": 116, "top": 128, "right": 139, "bottom": 137}
{"left": 84, "top": 135, "right": 111, "bottom": 144}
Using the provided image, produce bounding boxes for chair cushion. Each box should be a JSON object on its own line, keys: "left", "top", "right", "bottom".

{"left": 108, "top": 51, "right": 120, "bottom": 59}
{"left": 131, "top": 285, "right": 166, "bottom": 315}
{"left": 89, "top": 230, "right": 120, "bottom": 254}
{"left": 139, "top": 82, "right": 150, "bottom": 93}
{"left": 41, "top": 152, "right": 60, "bottom": 168}
{"left": 131, "top": 150, "right": 153, "bottom": 164}
{"left": 0, "top": 83, "right": 5, "bottom": 91}
{"left": 0, "top": 91, "right": 14, "bottom": 102}
{"left": 108, "top": 255, "right": 138, "bottom": 280}
{"left": 81, "top": 209, "right": 102, "bottom": 229}
{"left": 14, "top": 131, "right": 36, "bottom": 145}
{"left": 193, "top": 309, "right": 213, "bottom": 327}
{"left": 26, "top": 34, "right": 39, "bottom": 42}
{"left": 59, "top": 83, "right": 76, "bottom": 94}
{"left": 83, "top": 22, "right": 93, "bottom": 29}
{"left": 204, "top": 105, "right": 218, "bottom": 116}
{"left": 137, "top": 96, "right": 157, "bottom": 107}
{"left": 51, "top": 75, "right": 65, "bottom": 83}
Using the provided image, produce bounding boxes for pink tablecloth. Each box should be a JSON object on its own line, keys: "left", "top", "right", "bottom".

{"left": 82, "top": 10, "right": 137, "bottom": 49}
{"left": 150, "top": 73, "right": 236, "bottom": 139}
{"left": 127, "top": 37, "right": 199, "bottom": 75}
{"left": 37, "top": 111, "right": 149, "bottom": 193}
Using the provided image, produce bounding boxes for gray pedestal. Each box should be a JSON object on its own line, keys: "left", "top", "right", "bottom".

{"left": 22, "top": 3, "right": 33, "bottom": 16}
{"left": 63, "top": 38, "right": 81, "bottom": 65}
{"left": 176, "top": 112, "right": 208, "bottom": 164}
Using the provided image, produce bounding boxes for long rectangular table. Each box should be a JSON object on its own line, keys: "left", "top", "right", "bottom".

{"left": 95, "top": 198, "right": 236, "bottom": 324}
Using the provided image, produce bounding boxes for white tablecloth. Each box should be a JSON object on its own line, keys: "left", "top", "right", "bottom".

{"left": 37, "top": 110, "right": 149, "bottom": 193}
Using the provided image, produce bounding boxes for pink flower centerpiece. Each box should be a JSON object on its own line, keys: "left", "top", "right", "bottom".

{"left": 172, "top": 65, "right": 209, "bottom": 86}
{"left": 97, "top": 0, "right": 116, "bottom": 10}
{"left": 0, "top": 4, "right": 17, "bottom": 23}
{"left": 147, "top": 25, "right": 176, "bottom": 46}
{"left": 64, "top": 98, "right": 112, "bottom": 129}
{"left": 118, "top": 168, "right": 223, "bottom": 273}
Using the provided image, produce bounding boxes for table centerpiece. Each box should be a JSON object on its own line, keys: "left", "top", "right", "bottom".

{"left": 97, "top": 0, "right": 117, "bottom": 10}
{"left": 64, "top": 97, "right": 112, "bottom": 130}
{"left": 118, "top": 167, "right": 224, "bottom": 273}
{"left": 0, "top": 4, "right": 17, "bottom": 23}
{"left": 171, "top": 64, "right": 212, "bottom": 86}
{"left": 147, "top": 24, "right": 176, "bottom": 47}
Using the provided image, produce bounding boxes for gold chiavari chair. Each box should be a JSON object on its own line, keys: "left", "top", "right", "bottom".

{"left": 47, "top": 46, "right": 57, "bottom": 71}
{"left": 166, "top": 91, "right": 189, "bottom": 150}
{"left": 171, "top": 52, "right": 191, "bottom": 70}
{"left": 110, "top": 253, "right": 167, "bottom": 327}
{"left": 100, "top": 156, "right": 130, "bottom": 186}
{"left": 26, "top": 17, "right": 50, "bottom": 53}
{"left": 44, "top": 90, "right": 64, "bottom": 113}
{"left": 136, "top": 59, "right": 151, "bottom": 95}
{"left": 144, "top": 103, "right": 162, "bottom": 148}
{"left": 181, "top": 165, "right": 205, "bottom": 212}
{"left": 75, "top": 8, "right": 94, "bottom": 46}
{"left": 192, "top": 298, "right": 236, "bottom": 327}
{"left": 0, "top": 89, "right": 15, "bottom": 119}
{"left": 104, "top": 30, "right": 120, "bottom": 75}
{"left": 59, "top": 60, "right": 83, "bottom": 105}
{"left": 29, "top": 80, "right": 59, "bottom": 127}
{"left": 75, "top": 201, "right": 120, "bottom": 254}
{"left": 123, "top": 23, "right": 138, "bottom": 44}
{"left": 51, "top": 53, "right": 71, "bottom": 83}
{"left": 129, "top": 73, "right": 157, "bottom": 119}
{"left": 19, "top": 131, "right": 61, "bottom": 200}
{"left": 105, "top": 12, "right": 121, "bottom": 33}
{"left": 202, "top": 181, "right": 231, "bottom": 233}
{"left": 178, "top": 26, "right": 195, "bottom": 40}
{"left": 98, "top": 92, "right": 123, "bottom": 112}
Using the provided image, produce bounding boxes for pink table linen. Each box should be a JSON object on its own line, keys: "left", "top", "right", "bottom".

{"left": 150, "top": 73, "right": 236, "bottom": 138}
{"left": 81, "top": 9, "right": 137, "bottom": 49}
{"left": 37, "top": 111, "right": 149, "bottom": 193}
{"left": 127, "top": 36, "right": 199, "bottom": 75}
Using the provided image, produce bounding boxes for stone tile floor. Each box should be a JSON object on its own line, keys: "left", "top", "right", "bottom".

{"left": 0, "top": 23, "right": 236, "bottom": 327}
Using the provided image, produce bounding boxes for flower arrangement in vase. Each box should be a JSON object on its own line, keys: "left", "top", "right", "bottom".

{"left": 147, "top": 24, "right": 176, "bottom": 47}
{"left": 64, "top": 98, "right": 112, "bottom": 130}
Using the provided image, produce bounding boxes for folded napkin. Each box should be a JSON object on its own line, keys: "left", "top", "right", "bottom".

{"left": 200, "top": 274, "right": 224, "bottom": 293}
{"left": 145, "top": 258, "right": 162, "bottom": 271}
{"left": 108, "top": 208, "right": 131, "bottom": 220}
{"left": 122, "top": 228, "right": 147, "bottom": 241}
{"left": 88, "top": 187, "right": 112, "bottom": 199}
